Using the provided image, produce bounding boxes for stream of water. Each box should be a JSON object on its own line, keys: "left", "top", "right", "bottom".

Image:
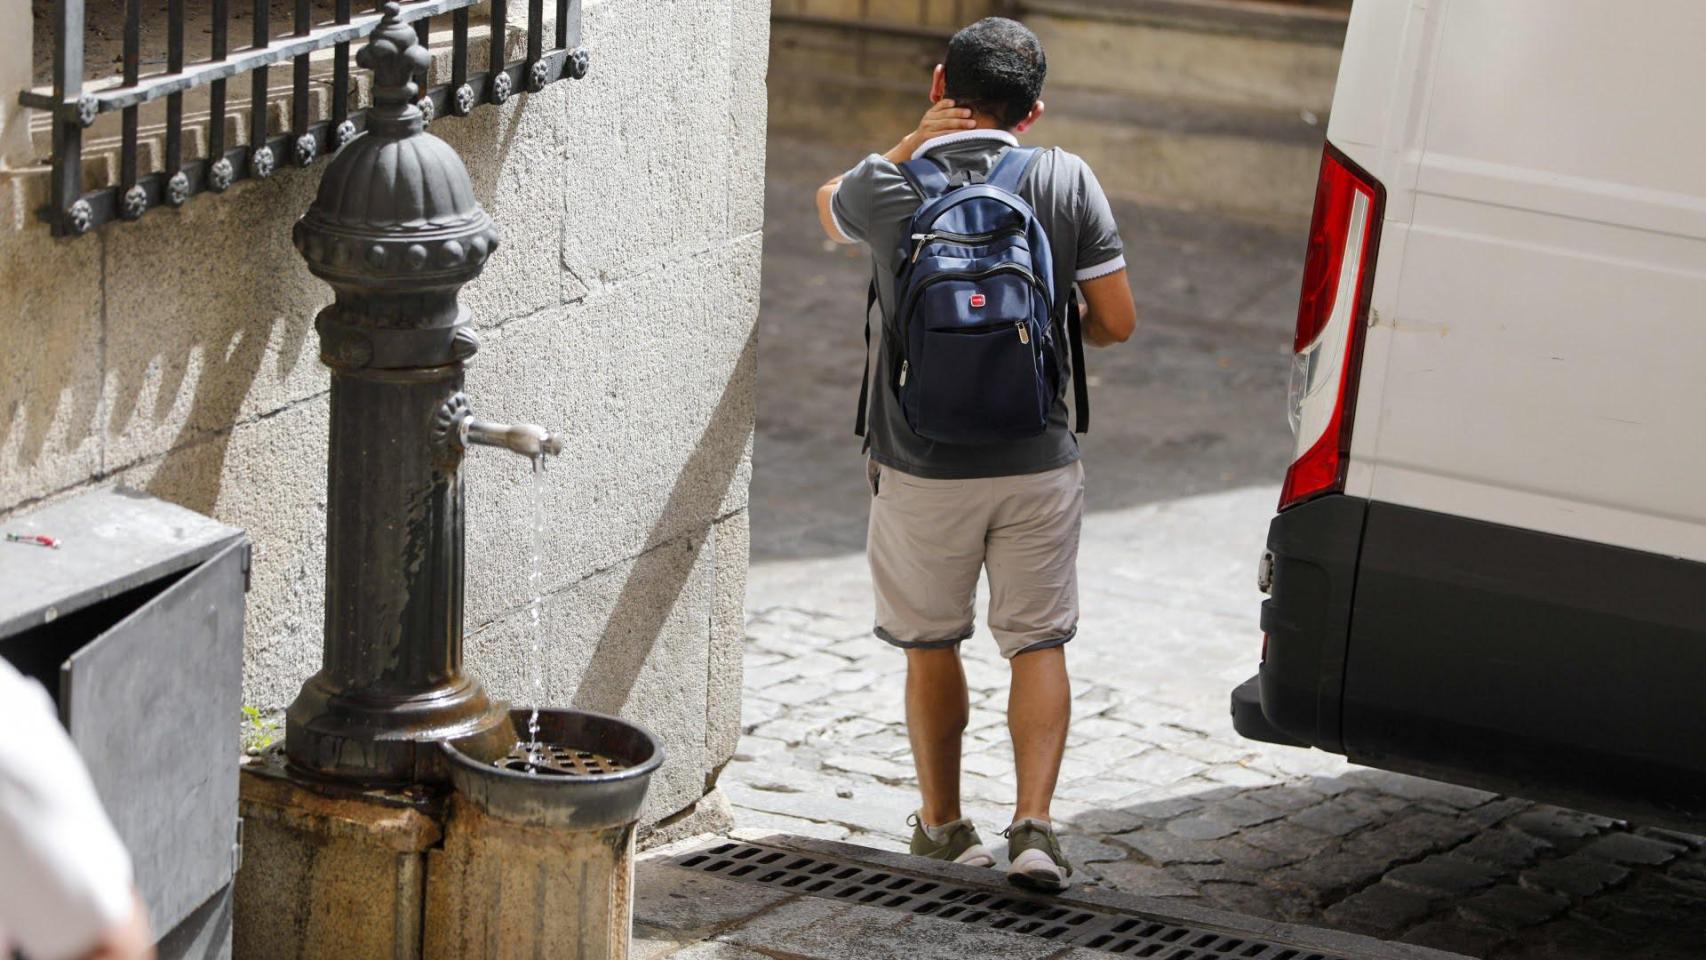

{"left": 522, "top": 453, "right": 547, "bottom": 773}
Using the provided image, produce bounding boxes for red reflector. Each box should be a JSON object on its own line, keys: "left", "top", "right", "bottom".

{"left": 969, "top": 292, "right": 986, "bottom": 308}
{"left": 1281, "top": 416, "right": 1347, "bottom": 507}
{"left": 1279, "top": 144, "right": 1384, "bottom": 510}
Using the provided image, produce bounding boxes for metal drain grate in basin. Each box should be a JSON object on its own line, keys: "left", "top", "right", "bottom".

{"left": 498, "top": 744, "right": 627, "bottom": 776}
{"left": 674, "top": 841, "right": 1348, "bottom": 960}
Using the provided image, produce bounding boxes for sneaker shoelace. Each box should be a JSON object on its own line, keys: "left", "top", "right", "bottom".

{"left": 911, "top": 813, "right": 975, "bottom": 848}
{"left": 1003, "top": 821, "right": 1070, "bottom": 874}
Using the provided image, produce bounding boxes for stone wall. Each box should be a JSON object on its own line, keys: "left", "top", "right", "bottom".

{"left": 766, "top": 0, "right": 982, "bottom": 145}
{"left": 767, "top": 0, "right": 1342, "bottom": 225}
{"left": 0, "top": 0, "right": 769, "bottom": 826}
{"left": 772, "top": 0, "right": 991, "bottom": 27}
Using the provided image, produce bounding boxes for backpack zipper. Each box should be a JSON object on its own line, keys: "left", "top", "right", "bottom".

{"left": 932, "top": 318, "right": 1034, "bottom": 337}
{"left": 898, "top": 264, "right": 1049, "bottom": 392}
{"left": 900, "top": 263, "right": 1050, "bottom": 328}
{"left": 910, "top": 226, "right": 1026, "bottom": 263}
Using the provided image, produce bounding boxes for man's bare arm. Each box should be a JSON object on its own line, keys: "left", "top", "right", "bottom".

{"left": 1078, "top": 270, "right": 1137, "bottom": 347}
{"left": 816, "top": 176, "right": 851, "bottom": 244}
{"left": 815, "top": 100, "right": 977, "bottom": 245}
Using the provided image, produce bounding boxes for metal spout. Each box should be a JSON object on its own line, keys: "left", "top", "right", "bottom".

{"left": 460, "top": 417, "right": 564, "bottom": 458}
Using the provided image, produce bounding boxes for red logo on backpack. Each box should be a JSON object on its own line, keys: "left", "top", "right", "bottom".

{"left": 969, "top": 292, "right": 986, "bottom": 308}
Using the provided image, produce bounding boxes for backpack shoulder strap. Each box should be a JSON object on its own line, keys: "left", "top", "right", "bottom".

{"left": 1066, "top": 290, "right": 1090, "bottom": 434}
{"left": 987, "top": 145, "right": 1042, "bottom": 195}
{"left": 898, "top": 156, "right": 951, "bottom": 199}
{"left": 854, "top": 278, "right": 878, "bottom": 440}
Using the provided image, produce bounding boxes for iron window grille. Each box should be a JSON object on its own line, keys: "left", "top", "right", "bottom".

{"left": 17, "top": 0, "right": 587, "bottom": 236}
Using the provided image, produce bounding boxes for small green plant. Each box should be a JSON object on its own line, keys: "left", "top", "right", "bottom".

{"left": 241, "top": 704, "right": 280, "bottom": 753}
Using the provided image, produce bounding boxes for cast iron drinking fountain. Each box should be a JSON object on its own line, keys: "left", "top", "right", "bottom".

{"left": 282, "top": 6, "right": 661, "bottom": 955}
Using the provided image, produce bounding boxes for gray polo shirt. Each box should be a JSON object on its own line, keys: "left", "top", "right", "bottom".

{"left": 831, "top": 129, "right": 1126, "bottom": 479}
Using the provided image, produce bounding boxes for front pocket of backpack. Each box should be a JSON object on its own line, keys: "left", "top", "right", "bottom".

{"left": 903, "top": 269, "right": 1050, "bottom": 443}
{"left": 915, "top": 321, "right": 1048, "bottom": 443}
{"left": 918, "top": 271, "right": 1035, "bottom": 332}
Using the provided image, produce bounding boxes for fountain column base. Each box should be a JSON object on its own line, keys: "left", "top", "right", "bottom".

{"left": 234, "top": 710, "right": 662, "bottom": 960}
{"left": 233, "top": 756, "right": 443, "bottom": 960}
{"left": 284, "top": 672, "right": 516, "bottom": 786}
{"left": 424, "top": 796, "right": 637, "bottom": 958}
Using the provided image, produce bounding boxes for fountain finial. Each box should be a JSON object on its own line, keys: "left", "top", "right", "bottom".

{"left": 357, "top": 3, "right": 431, "bottom": 109}
{"left": 292, "top": 0, "right": 499, "bottom": 296}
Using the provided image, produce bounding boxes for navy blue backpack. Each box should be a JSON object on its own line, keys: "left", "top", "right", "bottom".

{"left": 856, "top": 146, "right": 1090, "bottom": 445}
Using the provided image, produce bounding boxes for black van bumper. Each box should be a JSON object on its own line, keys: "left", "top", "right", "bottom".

{"left": 1232, "top": 493, "right": 1706, "bottom": 827}
{"left": 1234, "top": 494, "right": 1367, "bottom": 754}
{"left": 1230, "top": 675, "right": 1304, "bottom": 748}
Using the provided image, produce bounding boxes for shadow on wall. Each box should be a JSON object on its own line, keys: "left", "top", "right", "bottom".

{"left": 116, "top": 170, "right": 325, "bottom": 518}
{"left": 571, "top": 324, "right": 757, "bottom": 716}
{"left": 137, "top": 304, "right": 307, "bottom": 517}
{"left": 0, "top": 226, "right": 105, "bottom": 489}
{"left": 0, "top": 165, "right": 326, "bottom": 517}
{"left": 0, "top": 91, "right": 541, "bottom": 523}
{"left": 440, "top": 89, "right": 530, "bottom": 224}
{"left": 0, "top": 66, "right": 583, "bottom": 519}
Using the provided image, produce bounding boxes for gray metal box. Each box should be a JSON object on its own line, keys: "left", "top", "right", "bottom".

{"left": 0, "top": 487, "right": 247, "bottom": 960}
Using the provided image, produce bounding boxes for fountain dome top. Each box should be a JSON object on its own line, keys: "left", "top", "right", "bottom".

{"left": 291, "top": 2, "right": 499, "bottom": 288}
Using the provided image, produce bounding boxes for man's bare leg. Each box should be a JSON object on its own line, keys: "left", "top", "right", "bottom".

{"left": 1009, "top": 645, "right": 1070, "bottom": 823}
{"left": 905, "top": 645, "right": 969, "bottom": 825}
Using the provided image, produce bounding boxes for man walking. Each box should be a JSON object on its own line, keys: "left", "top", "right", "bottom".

{"left": 815, "top": 17, "right": 1137, "bottom": 892}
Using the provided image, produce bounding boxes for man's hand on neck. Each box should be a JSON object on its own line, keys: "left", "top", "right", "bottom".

{"left": 883, "top": 99, "right": 982, "bottom": 163}
{"left": 814, "top": 99, "right": 1002, "bottom": 244}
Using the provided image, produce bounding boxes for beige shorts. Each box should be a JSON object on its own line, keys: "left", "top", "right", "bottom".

{"left": 867, "top": 459, "right": 1084, "bottom": 659}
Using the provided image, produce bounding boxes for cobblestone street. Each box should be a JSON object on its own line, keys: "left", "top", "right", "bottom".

{"left": 727, "top": 136, "right": 1706, "bottom": 959}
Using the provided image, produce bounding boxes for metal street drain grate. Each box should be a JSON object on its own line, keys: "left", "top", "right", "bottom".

{"left": 674, "top": 841, "right": 1349, "bottom": 960}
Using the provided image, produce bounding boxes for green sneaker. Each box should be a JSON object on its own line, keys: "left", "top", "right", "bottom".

{"left": 1004, "top": 818, "right": 1072, "bottom": 892}
{"left": 908, "top": 812, "right": 996, "bottom": 867}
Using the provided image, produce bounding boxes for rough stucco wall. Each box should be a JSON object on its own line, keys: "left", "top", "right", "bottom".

{"left": 0, "top": 1, "right": 32, "bottom": 166}
{"left": 0, "top": 0, "right": 768, "bottom": 825}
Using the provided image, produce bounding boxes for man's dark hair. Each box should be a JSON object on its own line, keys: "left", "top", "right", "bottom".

{"left": 942, "top": 18, "right": 1047, "bottom": 129}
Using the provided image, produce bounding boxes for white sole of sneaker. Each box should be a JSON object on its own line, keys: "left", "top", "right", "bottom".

{"left": 955, "top": 844, "right": 996, "bottom": 868}
{"left": 1006, "top": 847, "right": 1070, "bottom": 892}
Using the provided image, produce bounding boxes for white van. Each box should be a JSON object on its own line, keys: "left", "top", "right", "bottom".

{"left": 1230, "top": 0, "right": 1706, "bottom": 827}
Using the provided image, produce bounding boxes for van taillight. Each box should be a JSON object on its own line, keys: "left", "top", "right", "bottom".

{"left": 1280, "top": 144, "right": 1384, "bottom": 510}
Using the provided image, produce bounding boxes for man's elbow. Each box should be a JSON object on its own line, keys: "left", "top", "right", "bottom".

{"left": 1092, "top": 313, "right": 1136, "bottom": 345}
{"left": 1107, "top": 316, "right": 1136, "bottom": 344}
{"left": 816, "top": 187, "right": 854, "bottom": 245}
{"left": 1078, "top": 270, "right": 1136, "bottom": 345}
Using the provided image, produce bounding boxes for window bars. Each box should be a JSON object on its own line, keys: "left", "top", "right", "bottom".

{"left": 18, "top": 0, "right": 587, "bottom": 236}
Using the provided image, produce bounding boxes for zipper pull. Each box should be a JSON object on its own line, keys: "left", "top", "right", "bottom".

{"left": 1016, "top": 323, "right": 1031, "bottom": 344}
{"left": 910, "top": 234, "right": 932, "bottom": 263}
{"left": 899, "top": 360, "right": 910, "bottom": 386}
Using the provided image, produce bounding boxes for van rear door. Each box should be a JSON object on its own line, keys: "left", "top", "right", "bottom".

{"left": 1241, "top": 0, "right": 1706, "bottom": 827}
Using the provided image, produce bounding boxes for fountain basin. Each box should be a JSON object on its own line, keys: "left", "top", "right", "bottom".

{"left": 441, "top": 708, "right": 665, "bottom": 830}
{"left": 426, "top": 708, "right": 665, "bottom": 960}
